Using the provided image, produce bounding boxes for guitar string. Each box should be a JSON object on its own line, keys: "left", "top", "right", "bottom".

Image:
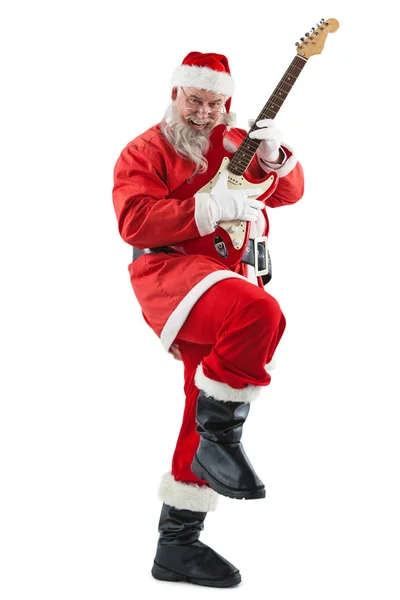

{"left": 241, "top": 57, "right": 306, "bottom": 158}
{"left": 229, "top": 55, "right": 307, "bottom": 174}
{"left": 226, "top": 55, "right": 307, "bottom": 262}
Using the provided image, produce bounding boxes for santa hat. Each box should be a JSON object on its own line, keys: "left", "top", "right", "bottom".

{"left": 171, "top": 51, "right": 235, "bottom": 114}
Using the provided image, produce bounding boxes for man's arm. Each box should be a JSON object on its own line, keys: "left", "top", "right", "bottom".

{"left": 112, "top": 143, "right": 216, "bottom": 248}
{"left": 225, "top": 127, "right": 304, "bottom": 208}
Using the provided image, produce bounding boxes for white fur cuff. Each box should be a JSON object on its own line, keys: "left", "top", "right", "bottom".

{"left": 195, "top": 363, "right": 261, "bottom": 403}
{"left": 259, "top": 143, "right": 298, "bottom": 177}
{"left": 171, "top": 64, "right": 235, "bottom": 97}
{"left": 194, "top": 193, "right": 216, "bottom": 236}
{"left": 159, "top": 472, "right": 218, "bottom": 512}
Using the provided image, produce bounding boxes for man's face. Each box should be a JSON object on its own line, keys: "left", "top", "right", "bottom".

{"left": 175, "top": 87, "right": 225, "bottom": 131}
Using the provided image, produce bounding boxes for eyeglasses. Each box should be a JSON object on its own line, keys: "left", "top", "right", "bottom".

{"left": 180, "top": 88, "right": 224, "bottom": 116}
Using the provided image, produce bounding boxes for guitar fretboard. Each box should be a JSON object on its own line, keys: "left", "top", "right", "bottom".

{"left": 228, "top": 55, "right": 307, "bottom": 176}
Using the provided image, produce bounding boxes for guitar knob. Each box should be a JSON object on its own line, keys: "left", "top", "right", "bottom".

{"left": 228, "top": 225, "right": 237, "bottom": 233}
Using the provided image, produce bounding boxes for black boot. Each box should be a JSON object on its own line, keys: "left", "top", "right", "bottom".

{"left": 191, "top": 391, "right": 266, "bottom": 500}
{"left": 151, "top": 503, "right": 241, "bottom": 587}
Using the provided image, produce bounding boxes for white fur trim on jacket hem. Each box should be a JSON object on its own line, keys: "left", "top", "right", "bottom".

{"left": 158, "top": 472, "right": 218, "bottom": 512}
{"left": 160, "top": 270, "right": 251, "bottom": 352}
{"left": 171, "top": 65, "right": 235, "bottom": 98}
{"left": 195, "top": 363, "right": 262, "bottom": 403}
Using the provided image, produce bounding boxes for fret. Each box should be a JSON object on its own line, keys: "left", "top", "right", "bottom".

{"left": 229, "top": 56, "right": 307, "bottom": 176}
{"left": 241, "top": 148, "right": 256, "bottom": 159}
{"left": 269, "top": 95, "right": 284, "bottom": 106}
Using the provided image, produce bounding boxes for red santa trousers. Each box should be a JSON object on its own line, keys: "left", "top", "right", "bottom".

{"left": 170, "top": 277, "right": 286, "bottom": 486}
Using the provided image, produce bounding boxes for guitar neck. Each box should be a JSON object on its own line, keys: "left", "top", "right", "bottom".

{"left": 229, "top": 55, "right": 308, "bottom": 176}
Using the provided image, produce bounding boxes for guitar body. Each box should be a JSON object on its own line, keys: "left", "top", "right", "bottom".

{"left": 170, "top": 124, "right": 278, "bottom": 267}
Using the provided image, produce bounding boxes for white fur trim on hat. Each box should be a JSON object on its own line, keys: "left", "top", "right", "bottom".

{"left": 223, "top": 111, "right": 236, "bottom": 127}
{"left": 158, "top": 472, "right": 218, "bottom": 512}
{"left": 195, "top": 363, "right": 262, "bottom": 403}
{"left": 171, "top": 64, "right": 235, "bottom": 97}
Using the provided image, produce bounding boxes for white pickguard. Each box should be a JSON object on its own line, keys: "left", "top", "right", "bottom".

{"left": 197, "top": 157, "right": 275, "bottom": 249}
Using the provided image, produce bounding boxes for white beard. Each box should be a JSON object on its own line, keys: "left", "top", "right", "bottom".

{"left": 161, "top": 103, "right": 225, "bottom": 175}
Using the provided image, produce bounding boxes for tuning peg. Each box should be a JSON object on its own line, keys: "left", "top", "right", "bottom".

{"left": 320, "top": 18, "right": 325, "bottom": 23}
{"left": 300, "top": 37, "right": 305, "bottom": 41}
{"left": 310, "top": 27, "right": 315, "bottom": 31}
{"left": 295, "top": 41, "right": 300, "bottom": 46}
{"left": 305, "top": 32, "right": 309, "bottom": 36}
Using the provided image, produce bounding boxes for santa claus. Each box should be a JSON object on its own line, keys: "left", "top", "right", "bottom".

{"left": 112, "top": 51, "right": 304, "bottom": 587}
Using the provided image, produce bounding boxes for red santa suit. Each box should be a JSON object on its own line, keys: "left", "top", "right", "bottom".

{"left": 113, "top": 50, "right": 304, "bottom": 513}
{"left": 112, "top": 122, "right": 304, "bottom": 489}
{"left": 113, "top": 123, "right": 303, "bottom": 349}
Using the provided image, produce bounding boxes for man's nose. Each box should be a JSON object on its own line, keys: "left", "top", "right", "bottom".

{"left": 196, "top": 105, "right": 210, "bottom": 116}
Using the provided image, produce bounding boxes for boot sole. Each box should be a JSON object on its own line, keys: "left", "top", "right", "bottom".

{"left": 192, "top": 455, "right": 266, "bottom": 500}
{"left": 151, "top": 561, "right": 241, "bottom": 588}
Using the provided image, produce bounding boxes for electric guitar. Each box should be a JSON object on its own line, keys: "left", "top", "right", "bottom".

{"left": 170, "top": 18, "right": 339, "bottom": 271}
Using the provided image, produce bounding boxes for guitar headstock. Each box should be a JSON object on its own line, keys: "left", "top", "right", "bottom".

{"left": 296, "top": 18, "right": 339, "bottom": 59}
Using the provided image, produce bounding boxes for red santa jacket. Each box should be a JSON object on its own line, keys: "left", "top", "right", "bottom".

{"left": 112, "top": 123, "right": 304, "bottom": 351}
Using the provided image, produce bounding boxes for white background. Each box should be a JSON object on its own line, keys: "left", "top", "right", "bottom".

{"left": 1, "top": 1, "right": 399, "bottom": 598}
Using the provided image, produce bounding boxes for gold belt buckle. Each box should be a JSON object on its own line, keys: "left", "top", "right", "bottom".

{"left": 253, "top": 236, "right": 269, "bottom": 277}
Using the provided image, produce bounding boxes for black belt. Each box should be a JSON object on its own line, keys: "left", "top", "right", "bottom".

{"left": 131, "top": 239, "right": 272, "bottom": 283}
{"left": 132, "top": 246, "right": 176, "bottom": 261}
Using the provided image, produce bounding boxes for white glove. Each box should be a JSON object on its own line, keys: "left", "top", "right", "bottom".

{"left": 248, "top": 118, "right": 282, "bottom": 162}
{"left": 205, "top": 171, "right": 264, "bottom": 224}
